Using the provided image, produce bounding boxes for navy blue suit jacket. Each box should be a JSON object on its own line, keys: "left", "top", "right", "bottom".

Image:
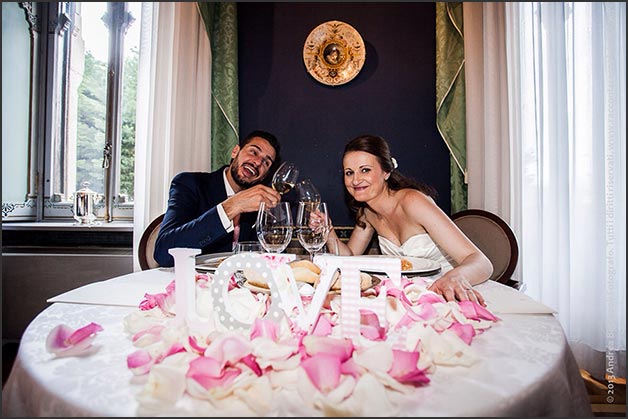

{"left": 154, "top": 167, "right": 257, "bottom": 267}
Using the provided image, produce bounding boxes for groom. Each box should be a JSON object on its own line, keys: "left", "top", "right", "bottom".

{"left": 153, "top": 130, "right": 282, "bottom": 267}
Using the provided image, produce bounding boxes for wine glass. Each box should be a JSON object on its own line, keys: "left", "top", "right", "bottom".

{"left": 256, "top": 202, "right": 293, "bottom": 253}
{"left": 296, "top": 178, "right": 321, "bottom": 203}
{"left": 272, "top": 162, "right": 299, "bottom": 195}
{"left": 296, "top": 201, "right": 330, "bottom": 261}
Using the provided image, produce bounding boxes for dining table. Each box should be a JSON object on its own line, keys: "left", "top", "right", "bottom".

{"left": 2, "top": 256, "right": 593, "bottom": 417}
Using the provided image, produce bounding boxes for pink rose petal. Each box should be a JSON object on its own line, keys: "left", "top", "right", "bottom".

{"left": 250, "top": 318, "right": 279, "bottom": 342}
{"left": 416, "top": 303, "right": 439, "bottom": 320}
{"left": 388, "top": 349, "right": 418, "bottom": 377}
{"left": 46, "top": 324, "right": 73, "bottom": 351}
{"left": 188, "top": 355, "right": 223, "bottom": 377}
{"left": 339, "top": 357, "right": 364, "bottom": 379}
{"left": 417, "top": 292, "right": 446, "bottom": 305}
{"left": 139, "top": 280, "right": 175, "bottom": 313}
{"left": 132, "top": 325, "right": 165, "bottom": 345}
{"left": 165, "top": 342, "right": 186, "bottom": 357}
{"left": 188, "top": 335, "right": 207, "bottom": 354}
{"left": 46, "top": 322, "right": 103, "bottom": 357}
{"left": 204, "top": 334, "right": 251, "bottom": 368}
{"left": 394, "top": 368, "right": 431, "bottom": 385}
{"left": 66, "top": 322, "right": 103, "bottom": 345}
{"left": 127, "top": 349, "right": 154, "bottom": 375}
{"left": 389, "top": 349, "right": 430, "bottom": 386}
{"left": 127, "top": 349, "right": 152, "bottom": 368}
{"left": 301, "top": 353, "right": 341, "bottom": 393}
{"left": 387, "top": 287, "right": 414, "bottom": 306}
{"left": 186, "top": 356, "right": 241, "bottom": 390}
{"left": 458, "top": 300, "right": 499, "bottom": 322}
{"left": 311, "top": 314, "right": 334, "bottom": 336}
{"left": 448, "top": 322, "right": 476, "bottom": 345}
{"left": 240, "top": 353, "right": 263, "bottom": 376}
{"left": 360, "top": 311, "right": 386, "bottom": 341}
{"left": 302, "top": 336, "right": 354, "bottom": 362}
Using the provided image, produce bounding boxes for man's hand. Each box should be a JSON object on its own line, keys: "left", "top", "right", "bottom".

{"left": 222, "top": 184, "right": 281, "bottom": 219}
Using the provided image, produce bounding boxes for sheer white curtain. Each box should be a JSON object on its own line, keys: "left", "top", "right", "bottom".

{"left": 463, "top": 3, "right": 513, "bottom": 224}
{"left": 465, "top": 2, "right": 626, "bottom": 379}
{"left": 503, "top": 2, "right": 626, "bottom": 378}
{"left": 133, "top": 2, "right": 212, "bottom": 271}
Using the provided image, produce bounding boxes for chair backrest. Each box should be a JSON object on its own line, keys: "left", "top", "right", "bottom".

{"left": 451, "top": 209, "right": 519, "bottom": 286}
{"left": 138, "top": 213, "right": 165, "bottom": 270}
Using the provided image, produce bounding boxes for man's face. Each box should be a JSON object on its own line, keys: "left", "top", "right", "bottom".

{"left": 229, "top": 137, "right": 276, "bottom": 189}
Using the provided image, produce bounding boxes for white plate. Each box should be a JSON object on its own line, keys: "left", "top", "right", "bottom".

{"left": 360, "top": 255, "right": 442, "bottom": 277}
{"left": 195, "top": 252, "right": 234, "bottom": 273}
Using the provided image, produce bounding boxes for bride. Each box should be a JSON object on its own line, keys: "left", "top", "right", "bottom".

{"left": 325, "top": 134, "right": 493, "bottom": 305}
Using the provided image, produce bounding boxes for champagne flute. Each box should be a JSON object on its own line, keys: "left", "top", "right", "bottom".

{"left": 272, "top": 162, "right": 299, "bottom": 195}
{"left": 297, "top": 178, "right": 321, "bottom": 203}
{"left": 256, "top": 202, "right": 293, "bottom": 253}
{"left": 296, "top": 201, "right": 330, "bottom": 261}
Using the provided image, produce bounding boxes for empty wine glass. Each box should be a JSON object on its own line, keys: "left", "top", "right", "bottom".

{"left": 256, "top": 201, "right": 293, "bottom": 253}
{"left": 272, "top": 162, "right": 299, "bottom": 195}
{"left": 296, "top": 201, "right": 330, "bottom": 261}
{"left": 297, "top": 178, "right": 321, "bottom": 203}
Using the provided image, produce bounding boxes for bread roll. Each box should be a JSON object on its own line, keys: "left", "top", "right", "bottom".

{"left": 291, "top": 266, "right": 319, "bottom": 285}
{"left": 330, "top": 271, "right": 373, "bottom": 291}
{"left": 289, "top": 259, "right": 322, "bottom": 275}
{"left": 243, "top": 268, "right": 267, "bottom": 288}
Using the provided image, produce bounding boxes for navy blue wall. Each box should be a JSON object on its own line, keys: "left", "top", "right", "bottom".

{"left": 238, "top": 3, "right": 450, "bottom": 226}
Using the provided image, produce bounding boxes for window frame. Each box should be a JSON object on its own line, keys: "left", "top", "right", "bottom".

{"left": 2, "top": 1, "right": 135, "bottom": 223}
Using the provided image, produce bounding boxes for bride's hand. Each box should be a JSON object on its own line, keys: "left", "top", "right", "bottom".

{"left": 308, "top": 210, "right": 328, "bottom": 234}
{"left": 427, "top": 275, "right": 486, "bottom": 306}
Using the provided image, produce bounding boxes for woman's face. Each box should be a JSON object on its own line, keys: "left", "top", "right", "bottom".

{"left": 343, "top": 151, "right": 388, "bottom": 202}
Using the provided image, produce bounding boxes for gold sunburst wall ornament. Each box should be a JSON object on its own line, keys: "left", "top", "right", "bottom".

{"left": 303, "top": 20, "right": 366, "bottom": 86}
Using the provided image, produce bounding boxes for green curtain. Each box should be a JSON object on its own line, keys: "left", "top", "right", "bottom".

{"left": 197, "top": 2, "right": 239, "bottom": 169}
{"left": 435, "top": 2, "right": 467, "bottom": 213}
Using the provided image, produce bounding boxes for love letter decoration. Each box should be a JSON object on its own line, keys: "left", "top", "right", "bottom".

{"left": 169, "top": 248, "right": 402, "bottom": 339}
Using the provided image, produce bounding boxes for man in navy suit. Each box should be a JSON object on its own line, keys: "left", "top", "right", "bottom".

{"left": 154, "top": 130, "right": 282, "bottom": 267}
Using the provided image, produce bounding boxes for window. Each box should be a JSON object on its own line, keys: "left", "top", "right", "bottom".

{"left": 2, "top": 2, "right": 144, "bottom": 222}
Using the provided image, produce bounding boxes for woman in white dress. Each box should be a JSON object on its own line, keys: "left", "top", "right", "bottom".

{"left": 325, "top": 134, "right": 493, "bottom": 305}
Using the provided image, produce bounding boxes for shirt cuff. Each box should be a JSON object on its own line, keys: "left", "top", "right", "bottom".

{"left": 217, "top": 203, "right": 234, "bottom": 233}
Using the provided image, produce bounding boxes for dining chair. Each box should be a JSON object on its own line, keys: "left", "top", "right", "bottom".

{"left": 451, "top": 209, "right": 520, "bottom": 288}
{"left": 138, "top": 213, "right": 165, "bottom": 270}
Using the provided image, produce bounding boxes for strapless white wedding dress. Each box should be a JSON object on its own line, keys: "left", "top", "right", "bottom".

{"left": 378, "top": 234, "right": 454, "bottom": 273}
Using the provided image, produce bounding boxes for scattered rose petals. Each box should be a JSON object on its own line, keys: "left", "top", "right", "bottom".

{"left": 124, "top": 264, "right": 500, "bottom": 415}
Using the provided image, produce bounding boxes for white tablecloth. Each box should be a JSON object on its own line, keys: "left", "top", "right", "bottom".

{"left": 3, "top": 270, "right": 592, "bottom": 417}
